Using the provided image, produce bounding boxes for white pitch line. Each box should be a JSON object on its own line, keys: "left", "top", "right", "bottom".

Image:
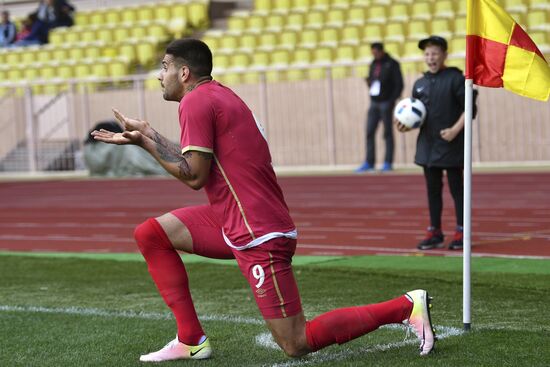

{"left": 259, "top": 325, "right": 463, "bottom": 367}
{"left": 0, "top": 305, "right": 264, "bottom": 325}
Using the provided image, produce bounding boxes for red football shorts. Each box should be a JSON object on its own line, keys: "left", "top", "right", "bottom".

{"left": 170, "top": 205, "right": 303, "bottom": 319}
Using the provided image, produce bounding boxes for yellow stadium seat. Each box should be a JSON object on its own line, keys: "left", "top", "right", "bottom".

{"left": 89, "top": 10, "right": 106, "bottom": 25}
{"left": 48, "top": 28, "right": 67, "bottom": 45}
{"left": 383, "top": 42, "right": 402, "bottom": 58}
{"left": 279, "top": 30, "right": 299, "bottom": 49}
{"left": 91, "top": 59, "right": 110, "bottom": 78}
{"left": 85, "top": 42, "right": 104, "bottom": 59}
{"left": 136, "top": 39, "right": 157, "bottom": 67}
{"left": 52, "top": 47, "right": 68, "bottom": 62}
{"left": 137, "top": 5, "right": 155, "bottom": 23}
{"left": 410, "top": 1, "right": 432, "bottom": 21}
{"left": 74, "top": 12, "right": 89, "bottom": 26}
{"left": 311, "top": 0, "right": 330, "bottom": 11}
{"left": 285, "top": 12, "right": 305, "bottom": 30}
{"left": 154, "top": 4, "right": 171, "bottom": 22}
{"left": 109, "top": 57, "right": 130, "bottom": 78}
{"left": 145, "top": 70, "right": 160, "bottom": 90}
{"left": 504, "top": 0, "right": 528, "bottom": 13}
{"left": 7, "top": 65, "right": 24, "bottom": 81}
{"left": 251, "top": 50, "right": 270, "bottom": 67}
{"left": 446, "top": 57, "right": 465, "bottom": 70}
{"left": 228, "top": 12, "right": 247, "bottom": 32}
{"left": 385, "top": 22, "right": 406, "bottom": 42}
{"left": 120, "top": 7, "right": 137, "bottom": 24}
{"left": 304, "top": 10, "right": 325, "bottom": 29}
{"left": 20, "top": 47, "right": 38, "bottom": 65}
{"left": 388, "top": 3, "right": 409, "bottom": 22}
{"left": 332, "top": 46, "right": 355, "bottom": 78}
{"left": 258, "top": 31, "right": 278, "bottom": 50}
{"left": 449, "top": 37, "right": 466, "bottom": 57}
{"left": 356, "top": 43, "right": 374, "bottom": 61}
{"left": 527, "top": 10, "right": 550, "bottom": 31}
{"left": 292, "top": 0, "right": 311, "bottom": 12}
{"left": 528, "top": 31, "right": 549, "bottom": 52}
{"left": 57, "top": 61, "right": 75, "bottom": 79}
{"left": 114, "top": 26, "right": 131, "bottom": 43}
{"left": 299, "top": 28, "right": 319, "bottom": 48}
{"left": 430, "top": 19, "right": 452, "bottom": 39}
{"left": 453, "top": 17, "right": 467, "bottom": 37}
{"left": 367, "top": 5, "right": 387, "bottom": 23}
{"left": 239, "top": 33, "right": 258, "bottom": 51}
{"left": 319, "top": 27, "right": 339, "bottom": 47}
{"left": 68, "top": 45, "right": 86, "bottom": 61}
{"left": 118, "top": 41, "right": 137, "bottom": 64}
{"left": 39, "top": 62, "right": 58, "bottom": 80}
{"left": 433, "top": 1, "right": 455, "bottom": 19}
{"left": 147, "top": 22, "right": 170, "bottom": 42}
{"left": 80, "top": 28, "right": 97, "bottom": 43}
{"left": 105, "top": 9, "right": 121, "bottom": 24}
{"left": 202, "top": 30, "right": 224, "bottom": 52}
{"left": 402, "top": 41, "right": 421, "bottom": 58}
{"left": 332, "top": 0, "right": 352, "bottom": 9}
{"left": 272, "top": 0, "right": 292, "bottom": 13}
{"left": 456, "top": 0, "right": 467, "bottom": 17}
{"left": 271, "top": 49, "right": 291, "bottom": 66}
{"left": 340, "top": 25, "right": 361, "bottom": 45}
{"left": 0, "top": 50, "right": 6, "bottom": 65}
{"left": 265, "top": 13, "right": 285, "bottom": 31}
{"left": 361, "top": 24, "right": 384, "bottom": 43}
{"left": 407, "top": 20, "right": 430, "bottom": 41}
{"left": 188, "top": 1, "right": 209, "bottom": 28}
{"left": 230, "top": 52, "right": 251, "bottom": 69}
{"left": 287, "top": 48, "right": 310, "bottom": 80}
{"left": 530, "top": 0, "right": 550, "bottom": 10}
{"left": 248, "top": 13, "right": 266, "bottom": 31}
{"left": 213, "top": 52, "right": 230, "bottom": 70}
{"left": 347, "top": 6, "right": 367, "bottom": 26}
{"left": 255, "top": 0, "right": 272, "bottom": 13}
{"left": 218, "top": 34, "right": 239, "bottom": 53}
{"left": 97, "top": 26, "right": 114, "bottom": 43}
{"left": 22, "top": 64, "right": 40, "bottom": 83}
{"left": 326, "top": 8, "right": 346, "bottom": 27}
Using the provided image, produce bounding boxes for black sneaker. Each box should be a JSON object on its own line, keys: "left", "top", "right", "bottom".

{"left": 417, "top": 227, "right": 444, "bottom": 250}
{"left": 448, "top": 227, "right": 464, "bottom": 250}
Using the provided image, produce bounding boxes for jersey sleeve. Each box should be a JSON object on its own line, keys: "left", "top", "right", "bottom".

{"left": 178, "top": 96, "right": 215, "bottom": 154}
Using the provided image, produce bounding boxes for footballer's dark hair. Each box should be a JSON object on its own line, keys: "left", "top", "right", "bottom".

{"left": 370, "top": 42, "right": 384, "bottom": 51}
{"left": 165, "top": 38, "right": 213, "bottom": 78}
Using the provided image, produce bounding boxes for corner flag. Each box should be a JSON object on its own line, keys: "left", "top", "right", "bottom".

{"left": 466, "top": 0, "right": 550, "bottom": 101}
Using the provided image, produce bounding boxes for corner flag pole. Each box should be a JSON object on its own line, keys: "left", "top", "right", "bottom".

{"left": 463, "top": 78, "right": 474, "bottom": 331}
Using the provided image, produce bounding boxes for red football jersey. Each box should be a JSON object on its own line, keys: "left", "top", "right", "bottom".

{"left": 179, "top": 81, "right": 296, "bottom": 249}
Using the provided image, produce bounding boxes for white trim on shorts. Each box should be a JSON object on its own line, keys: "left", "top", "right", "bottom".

{"left": 222, "top": 229, "right": 298, "bottom": 251}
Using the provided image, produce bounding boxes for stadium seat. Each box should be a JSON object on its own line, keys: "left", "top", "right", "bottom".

{"left": 265, "top": 13, "right": 285, "bottom": 31}
{"left": 308, "top": 46, "right": 334, "bottom": 79}
{"left": 453, "top": 17, "right": 467, "bottom": 37}
{"left": 287, "top": 48, "right": 311, "bottom": 80}
{"left": 239, "top": 33, "right": 258, "bottom": 51}
{"left": 410, "top": 1, "right": 432, "bottom": 21}
{"left": 402, "top": 40, "right": 422, "bottom": 58}
{"left": 255, "top": 0, "right": 272, "bottom": 13}
{"left": 449, "top": 37, "right": 466, "bottom": 57}
{"left": 340, "top": 25, "right": 361, "bottom": 45}
{"left": 504, "top": 0, "right": 528, "bottom": 13}
{"left": 89, "top": 10, "right": 106, "bottom": 25}
{"left": 109, "top": 57, "right": 129, "bottom": 79}
{"left": 68, "top": 45, "right": 86, "bottom": 61}
{"left": 272, "top": 0, "right": 292, "bottom": 13}
{"left": 361, "top": 24, "right": 384, "bottom": 43}
{"left": 188, "top": 1, "right": 209, "bottom": 28}
{"left": 304, "top": 10, "right": 325, "bottom": 29}
{"left": 527, "top": 10, "right": 550, "bottom": 31}
{"left": 228, "top": 12, "right": 247, "bottom": 32}
{"left": 319, "top": 27, "right": 339, "bottom": 47}
{"left": 433, "top": 1, "right": 455, "bottom": 19}
{"left": 248, "top": 13, "right": 266, "bottom": 31}
{"left": 400, "top": 60, "right": 422, "bottom": 75}
{"left": 217, "top": 34, "right": 240, "bottom": 53}
{"left": 279, "top": 29, "right": 299, "bottom": 49}
{"left": 530, "top": 0, "right": 550, "bottom": 10}
{"left": 118, "top": 41, "right": 138, "bottom": 64}
{"left": 105, "top": 9, "right": 121, "bottom": 24}
{"left": 388, "top": 3, "right": 409, "bottom": 22}
{"left": 137, "top": 5, "right": 155, "bottom": 23}
{"left": 430, "top": 18, "right": 453, "bottom": 39}
{"left": 292, "top": 0, "right": 311, "bottom": 12}
{"left": 286, "top": 12, "right": 305, "bottom": 30}
{"left": 332, "top": 45, "right": 355, "bottom": 78}
{"left": 407, "top": 20, "right": 430, "bottom": 41}
{"left": 136, "top": 39, "right": 157, "bottom": 67}
{"left": 299, "top": 28, "right": 319, "bottom": 48}
{"left": 229, "top": 52, "right": 251, "bottom": 69}
{"left": 202, "top": 30, "right": 224, "bottom": 52}
{"left": 446, "top": 57, "right": 465, "bottom": 70}
{"left": 383, "top": 42, "right": 402, "bottom": 58}
{"left": 456, "top": 0, "right": 467, "bottom": 16}
{"left": 326, "top": 8, "right": 346, "bottom": 27}
{"left": 331, "top": 0, "right": 351, "bottom": 9}
{"left": 367, "top": 5, "right": 387, "bottom": 23}
{"left": 385, "top": 22, "right": 406, "bottom": 42}
{"left": 347, "top": 6, "right": 367, "bottom": 26}
{"left": 257, "top": 31, "right": 278, "bottom": 50}
{"left": 356, "top": 43, "right": 374, "bottom": 62}
{"left": 154, "top": 4, "right": 171, "bottom": 22}
{"left": 311, "top": 0, "right": 331, "bottom": 11}
{"left": 120, "top": 7, "right": 137, "bottom": 24}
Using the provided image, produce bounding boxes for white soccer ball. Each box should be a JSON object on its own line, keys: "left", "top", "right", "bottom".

{"left": 394, "top": 97, "right": 427, "bottom": 129}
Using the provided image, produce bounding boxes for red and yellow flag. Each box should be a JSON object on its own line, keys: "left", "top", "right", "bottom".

{"left": 466, "top": 0, "right": 550, "bottom": 101}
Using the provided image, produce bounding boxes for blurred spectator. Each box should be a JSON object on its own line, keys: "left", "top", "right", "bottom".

{"left": 12, "top": 12, "right": 48, "bottom": 46}
{"left": 0, "top": 10, "right": 17, "bottom": 47}
{"left": 355, "top": 42, "right": 404, "bottom": 173}
{"left": 37, "top": 0, "right": 75, "bottom": 29}
{"left": 84, "top": 121, "right": 168, "bottom": 177}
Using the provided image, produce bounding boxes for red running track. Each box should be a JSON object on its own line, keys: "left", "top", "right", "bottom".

{"left": 1, "top": 173, "right": 549, "bottom": 258}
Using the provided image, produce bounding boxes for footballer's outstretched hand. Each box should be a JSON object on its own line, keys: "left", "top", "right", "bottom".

{"left": 112, "top": 108, "right": 151, "bottom": 134}
{"left": 91, "top": 129, "right": 145, "bottom": 146}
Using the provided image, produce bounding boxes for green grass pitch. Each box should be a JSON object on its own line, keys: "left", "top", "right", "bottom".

{"left": 1, "top": 252, "right": 549, "bottom": 366}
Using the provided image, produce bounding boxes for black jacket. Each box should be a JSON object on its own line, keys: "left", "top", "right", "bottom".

{"left": 412, "top": 67, "right": 477, "bottom": 168}
{"left": 366, "top": 53, "right": 403, "bottom": 103}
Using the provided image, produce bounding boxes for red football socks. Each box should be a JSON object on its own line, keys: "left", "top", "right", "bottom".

{"left": 305, "top": 295, "right": 413, "bottom": 351}
{"left": 134, "top": 218, "right": 205, "bottom": 346}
